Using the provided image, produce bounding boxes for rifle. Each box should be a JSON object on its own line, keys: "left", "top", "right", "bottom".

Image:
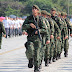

{"left": 33, "top": 16, "right": 42, "bottom": 41}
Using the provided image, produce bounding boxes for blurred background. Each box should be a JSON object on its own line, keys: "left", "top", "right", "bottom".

{"left": 0, "top": 0, "right": 72, "bottom": 17}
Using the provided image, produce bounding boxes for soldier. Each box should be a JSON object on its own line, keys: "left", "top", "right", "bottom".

{"left": 46, "top": 12, "right": 61, "bottom": 63}
{"left": 41, "top": 10, "right": 50, "bottom": 66}
{"left": 60, "top": 12, "right": 68, "bottom": 57}
{"left": 0, "top": 21, "right": 6, "bottom": 49}
{"left": 64, "top": 12, "right": 72, "bottom": 38}
{"left": 61, "top": 12, "right": 72, "bottom": 57}
{"left": 51, "top": 8, "right": 68, "bottom": 61}
{"left": 22, "top": 5, "right": 50, "bottom": 72}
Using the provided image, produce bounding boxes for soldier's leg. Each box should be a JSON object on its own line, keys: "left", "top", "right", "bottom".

{"left": 49, "top": 39, "right": 55, "bottom": 64}
{"left": 57, "top": 38, "right": 61, "bottom": 59}
{"left": 64, "top": 38, "right": 69, "bottom": 57}
{"left": 44, "top": 44, "right": 50, "bottom": 66}
{"left": 5, "top": 28, "right": 7, "bottom": 38}
{"left": 33, "top": 40, "right": 41, "bottom": 72}
{"left": 52, "top": 36, "right": 57, "bottom": 62}
{"left": 39, "top": 36, "right": 46, "bottom": 68}
{"left": 25, "top": 41, "right": 34, "bottom": 68}
{"left": 0, "top": 36, "right": 2, "bottom": 49}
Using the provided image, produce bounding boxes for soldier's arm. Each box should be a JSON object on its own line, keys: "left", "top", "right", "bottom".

{"left": 1, "top": 22, "right": 6, "bottom": 34}
{"left": 49, "top": 19, "right": 54, "bottom": 35}
{"left": 57, "top": 17, "right": 63, "bottom": 30}
{"left": 22, "top": 16, "right": 31, "bottom": 32}
{"left": 39, "top": 18, "right": 50, "bottom": 41}
{"left": 65, "top": 18, "right": 72, "bottom": 34}
{"left": 63, "top": 21, "right": 68, "bottom": 37}
{"left": 54, "top": 21, "right": 61, "bottom": 37}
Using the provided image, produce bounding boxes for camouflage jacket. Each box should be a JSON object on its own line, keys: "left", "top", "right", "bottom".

{"left": 47, "top": 18, "right": 60, "bottom": 37}
{"left": 0, "top": 21, "right": 6, "bottom": 35}
{"left": 22, "top": 15, "right": 50, "bottom": 41}
{"left": 51, "top": 15, "right": 68, "bottom": 37}
{"left": 65, "top": 17, "right": 72, "bottom": 34}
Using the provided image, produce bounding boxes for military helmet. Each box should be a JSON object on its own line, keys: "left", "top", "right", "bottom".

{"left": 41, "top": 10, "right": 48, "bottom": 15}
{"left": 51, "top": 8, "right": 56, "bottom": 11}
{"left": 61, "top": 12, "right": 65, "bottom": 16}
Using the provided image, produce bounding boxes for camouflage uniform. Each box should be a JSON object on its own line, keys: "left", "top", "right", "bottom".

{"left": 41, "top": 10, "right": 50, "bottom": 66}
{"left": 64, "top": 13, "right": 72, "bottom": 57}
{"left": 65, "top": 17, "right": 72, "bottom": 39}
{"left": 0, "top": 22, "right": 6, "bottom": 49}
{"left": 22, "top": 14, "right": 50, "bottom": 71}
{"left": 60, "top": 12, "right": 68, "bottom": 57}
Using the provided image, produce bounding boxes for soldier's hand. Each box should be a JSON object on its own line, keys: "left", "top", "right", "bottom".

{"left": 22, "top": 32, "right": 28, "bottom": 35}
{"left": 35, "top": 31, "right": 38, "bottom": 34}
{"left": 30, "top": 23, "right": 36, "bottom": 29}
{"left": 50, "top": 35, "right": 54, "bottom": 39}
{"left": 70, "top": 34, "right": 72, "bottom": 37}
{"left": 64, "top": 36, "right": 68, "bottom": 40}
{"left": 46, "top": 40, "right": 50, "bottom": 44}
{"left": 3, "top": 35, "right": 6, "bottom": 38}
{"left": 25, "top": 32, "right": 28, "bottom": 35}
{"left": 57, "top": 36, "right": 60, "bottom": 39}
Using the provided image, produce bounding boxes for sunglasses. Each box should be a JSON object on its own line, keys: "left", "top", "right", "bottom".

{"left": 32, "top": 7, "right": 38, "bottom": 10}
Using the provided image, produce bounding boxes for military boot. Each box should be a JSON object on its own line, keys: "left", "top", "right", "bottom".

{"left": 56, "top": 54, "right": 59, "bottom": 60}
{"left": 45, "top": 58, "right": 49, "bottom": 66}
{"left": 52, "top": 57, "right": 56, "bottom": 62}
{"left": 39, "top": 60, "right": 42, "bottom": 69}
{"left": 58, "top": 53, "right": 61, "bottom": 59}
{"left": 64, "top": 51, "right": 68, "bottom": 57}
{"left": 49, "top": 57, "right": 52, "bottom": 64}
{"left": 34, "top": 66, "right": 40, "bottom": 72}
{"left": 28, "top": 58, "right": 33, "bottom": 68}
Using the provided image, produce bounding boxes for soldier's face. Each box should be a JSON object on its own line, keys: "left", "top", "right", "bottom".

{"left": 32, "top": 7, "right": 39, "bottom": 15}
{"left": 51, "top": 10, "right": 56, "bottom": 16}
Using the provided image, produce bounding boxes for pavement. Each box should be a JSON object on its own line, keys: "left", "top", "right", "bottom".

{"left": 0, "top": 35, "right": 72, "bottom": 72}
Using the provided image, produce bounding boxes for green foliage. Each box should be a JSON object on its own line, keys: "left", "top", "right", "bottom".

{"left": 0, "top": 0, "right": 72, "bottom": 17}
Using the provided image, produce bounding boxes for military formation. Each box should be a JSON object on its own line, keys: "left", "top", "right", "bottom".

{"left": 22, "top": 5, "right": 72, "bottom": 72}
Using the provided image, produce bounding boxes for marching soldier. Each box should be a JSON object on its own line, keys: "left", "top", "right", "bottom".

{"left": 22, "top": 5, "right": 50, "bottom": 72}
{"left": 61, "top": 12, "right": 72, "bottom": 57}
{"left": 41, "top": 10, "right": 50, "bottom": 66}
{"left": 46, "top": 12, "right": 61, "bottom": 62}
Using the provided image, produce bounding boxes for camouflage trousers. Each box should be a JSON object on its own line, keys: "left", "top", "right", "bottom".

{"left": 0, "top": 35, "right": 2, "bottom": 49}
{"left": 25, "top": 35, "right": 42, "bottom": 67}
{"left": 53, "top": 33, "right": 58, "bottom": 57}
{"left": 44, "top": 43, "right": 50, "bottom": 59}
{"left": 57, "top": 38, "right": 62, "bottom": 54}
{"left": 61, "top": 35, "right": 64, "bottom": 53}
{"left": 39, "top": 36, "right": 46, "bottom": 64}
{"left": 64, "top": 38, "right": 69, "bottom": 53}
{"left": 49, "top": 38, "right": 55, "bottom": 58}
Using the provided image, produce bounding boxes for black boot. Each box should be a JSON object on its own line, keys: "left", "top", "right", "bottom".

{"left": 64, "top": 52, "right": 68, "bottom": 57}
{"left": 56, "top": 54, "right": 58, "bottom": 60}
{"left": 39, "top": 64, "right": 42, "bottom": 69}
{"left": 49, "top": 57, "right": 52, "bottom": 64}
{"left": 52, "top": 57, "right": 56, "bottom": 62}
{"left": 39, "top": 60, "right": 42, "bottom": 69}
{"left": 58, "top": 53, "right": 61, "bottom": 59}
{"left": 45, "top": 59, "right": 49, "bottom": 66}
{"left": 28, "top": 58, "right": 33, "bottom": 68}
{"left": 34, "top": 66, "right": 40, "bottom": 72}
